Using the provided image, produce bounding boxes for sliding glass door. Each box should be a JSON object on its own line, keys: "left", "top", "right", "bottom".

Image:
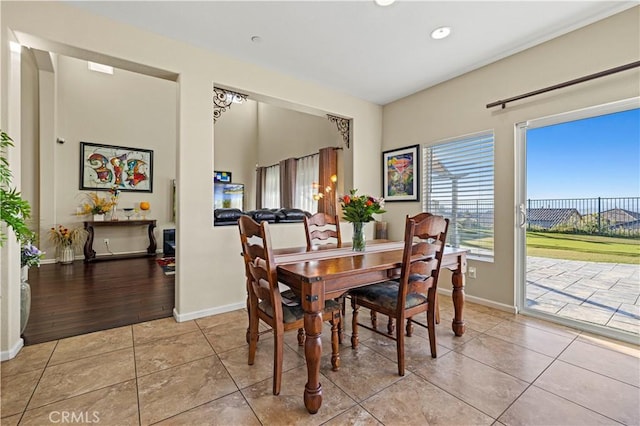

{"left": 515, "top": 98, "right": 640, "bottom": 342}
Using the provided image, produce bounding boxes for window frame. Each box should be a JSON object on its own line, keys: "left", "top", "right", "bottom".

{"left": 422, "top": 130, "right": 495, "bottom": 261}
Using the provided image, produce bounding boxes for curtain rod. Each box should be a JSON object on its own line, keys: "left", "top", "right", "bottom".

{"left": 486, "top": 60, "right": 640, "bottom": 109}
{"left": 257, "top": 146, "right": 342, "bottom": 170}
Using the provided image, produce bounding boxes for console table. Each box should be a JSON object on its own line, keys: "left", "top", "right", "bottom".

{"left": 83, "top": 219, "right": 157, "bottom": 262}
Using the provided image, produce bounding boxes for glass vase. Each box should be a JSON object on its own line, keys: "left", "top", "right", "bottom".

{"left": 20, "top": 266, "right": 31, "bottom": 335}
{"left": 352, "top": 222, "right": 366, "bottom": 252}
{"left": 111, "top": 203, "right": 119, "bottom": 221}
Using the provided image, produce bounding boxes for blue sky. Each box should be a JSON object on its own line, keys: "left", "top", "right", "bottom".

{"left": 527, "top": 108, "right": 640, "bottom": 199}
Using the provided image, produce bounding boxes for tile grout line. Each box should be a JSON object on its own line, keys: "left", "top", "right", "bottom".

{"left": 14, "top": 339, "right": 60, "bottom": 423}
{"left": 131, "top": 325, "right": 142, "bottom": 426}
{"left": 140, "top": 324, "right": 243, "bottom": 424}
{"left": 490, "top": 328, "right": 637, "bottom": 424}
{"left": 489, "top": 329, "right": 582, "bottom": 423}
{"left": 199, "top": 321, "right": 269, "bottom": 426}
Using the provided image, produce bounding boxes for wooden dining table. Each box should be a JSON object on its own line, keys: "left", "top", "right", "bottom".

{"left": 273, "top": 240, "right": 468, "bottom": 414}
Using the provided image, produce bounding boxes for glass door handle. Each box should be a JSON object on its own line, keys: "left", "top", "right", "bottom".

{"left": 518, "top": 204, "right": 527, "bottom": 228}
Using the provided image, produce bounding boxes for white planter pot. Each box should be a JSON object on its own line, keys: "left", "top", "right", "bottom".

{"left": 93, "top": 214, "right": 105, "bottom": 222}
{"left": 59, "top": 246, "right": 75, "bottom": 264}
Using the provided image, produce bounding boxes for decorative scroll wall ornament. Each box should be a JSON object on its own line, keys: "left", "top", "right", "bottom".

{"left": 213, "top": 87, "right": 248, "bottom": 123}
{"left": 327, "top": 114, "right": 351, "bottom": 148}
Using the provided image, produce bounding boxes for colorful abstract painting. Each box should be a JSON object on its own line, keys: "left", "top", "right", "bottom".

{"left": 80, "top": 142, "right": 153, "bottom": 192}
{"left": 382, "top": 145, "right": 419, "bottom": 201}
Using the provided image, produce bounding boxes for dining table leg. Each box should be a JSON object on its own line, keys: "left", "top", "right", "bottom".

{"left": 451, "top": 254, "right": 466, "bottom": 336}
{"left": 303, "top": 310, "right": 323, "bottom": 414}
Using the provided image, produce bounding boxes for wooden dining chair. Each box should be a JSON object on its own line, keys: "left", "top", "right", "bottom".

{"left": 303, "top": 212, "right": 347, "bottom": 342}
{"left": 303, "top": 212, "right": 342, "bottom": 250}
{"left": 238, "top": 215, "right": 342, "bottom": 395}
{"left": 349, "top": 212, "right": 449, "bottom": 376}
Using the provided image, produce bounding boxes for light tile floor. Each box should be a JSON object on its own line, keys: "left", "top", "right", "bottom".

{"left": 2, "top": 295, "right": 639, "bottom": 425}
{"left": 526, "top": 257, "right": 640, "bottom": 335}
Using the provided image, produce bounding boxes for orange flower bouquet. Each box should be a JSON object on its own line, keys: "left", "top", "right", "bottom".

{"left": 48, "top": 225, "right": 88, "bottom": 249}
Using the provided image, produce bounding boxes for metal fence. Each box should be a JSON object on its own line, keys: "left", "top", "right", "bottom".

{"left": 526, "top": 197, "right": 640, "bottom": 238}
{"left": 426, "top": 200, "right": 494, "bottom": 254}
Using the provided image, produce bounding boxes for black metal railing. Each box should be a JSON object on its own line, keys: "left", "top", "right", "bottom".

{"left": 427, "top": 200, "right": 494, "bottom": 254}
{"left": 526, "top": 197, "right": 640, "bottom": 237}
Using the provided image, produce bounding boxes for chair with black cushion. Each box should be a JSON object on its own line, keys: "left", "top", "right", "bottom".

{"left": 238, "top": 215, "right": 341, "bottom": 395}
{"left": 303, "top": 212, "right": 342, "bottom": 250}
{"left": 303, "top": 212, "right": 348, "bottom": 342}
{"left": 350, "top": 212, "right": 449, "bottom": 376}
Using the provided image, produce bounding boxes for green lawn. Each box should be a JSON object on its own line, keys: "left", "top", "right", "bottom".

{"left": 526, "top": 232, "right": 640, "bottom": 264}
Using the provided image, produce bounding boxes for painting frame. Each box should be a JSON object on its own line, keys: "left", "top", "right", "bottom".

{"left": 382, "top": 144, "right": 420, "bottom": 202}
{"left": 80, "top": 142, "right": 153, "bottom": 192}
{"left": 214, "top": 170, "right": 232, "bottom": 183}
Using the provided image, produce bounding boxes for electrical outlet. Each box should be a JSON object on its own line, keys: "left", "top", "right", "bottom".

{"left": 103, "top": 238, "right": 109, "bottom": 245}
{"left": 468, "top": 266, "right": 477, "bottom": 279}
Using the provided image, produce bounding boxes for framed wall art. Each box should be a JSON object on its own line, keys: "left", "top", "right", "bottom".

{"left": 382, "top": 144, "right": 420, "bottom": 202}
{"left": 214, "top": 170, "right": 232, "bottom": 183}
{"left": 80, "top": 142, "right": 153, "bottom": 192}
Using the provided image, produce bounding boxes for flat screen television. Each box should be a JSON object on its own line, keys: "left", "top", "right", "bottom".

{"left": 214, "top": 182, "right": 244, "bottom": 210}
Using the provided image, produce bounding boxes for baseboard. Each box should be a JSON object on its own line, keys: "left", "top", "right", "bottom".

{"left": 41, "top": 250, "right": 152, "bottom": 265}
{"left": 173, "top": 301, "right": 245, "bottom": 322}
{"left": 437, "top": 288, "right": 517, "bottom": 314}
{"left": 0, "top": 338, "right": 24, "bottom": 361}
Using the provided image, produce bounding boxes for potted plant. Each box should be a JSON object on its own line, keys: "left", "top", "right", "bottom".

{"left": 0, "top": 130, "right": 34, "bottom": 244}
{"left": 48, "top": 225, "right": 88, "bottom": 264}
{"left": 2, "top": 129, "right": 37, "bottom": 336}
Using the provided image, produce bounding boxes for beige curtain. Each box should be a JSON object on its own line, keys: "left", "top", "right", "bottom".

{"left": 279, "top": 158, "right": 297, "bottom": 209}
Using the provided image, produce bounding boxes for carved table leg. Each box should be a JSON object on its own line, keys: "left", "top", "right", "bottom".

{"left": 303, "top": 311, "right": 323, "bottom": 414}
{"left": 146, "top": 222, "right": 157, "bottom": 254}
{"left": 83, "top": 224, "right": 96, "bottom": 262}
{"left": 451, "top": 255, "right": 466, "bottom": 336}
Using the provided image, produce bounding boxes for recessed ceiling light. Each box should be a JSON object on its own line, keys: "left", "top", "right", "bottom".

{"left": 374, "top": 0, "right": 396, "bottom": 6}
{"left": 251, "top": 35, "right": 262, "bottom": 43}
{"left": 431, "top": 26, "right": 451, "bottom": 40}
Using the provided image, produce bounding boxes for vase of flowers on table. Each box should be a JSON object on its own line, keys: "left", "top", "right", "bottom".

{"left": 20, "top": 242, "right": 44, "bottom": 334}
{"left": 340, "top": 189, "right": 386, "bottom": 252}
{"left": 80, "top": 192, "right": 114, "bottom": 221}
{"left": 48, "top": 225, "right": 88, "bottom": 264}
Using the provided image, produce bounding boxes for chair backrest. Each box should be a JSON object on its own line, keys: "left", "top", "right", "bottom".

{"left": 397, "top": 212, "right": 449, "bottom": 311}
{"left": 303, "top": 212, "right": 342, "bottom": 250}
{"left": 238, "top": 215, "right": 283, "bottom": 319}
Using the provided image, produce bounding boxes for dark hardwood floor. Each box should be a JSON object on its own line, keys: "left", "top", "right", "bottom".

{"left": 23, "top": 257, "right": 175, "bottom": 345}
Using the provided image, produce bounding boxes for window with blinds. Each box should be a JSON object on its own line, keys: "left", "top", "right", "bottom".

{"left": 423, "top": 131, "right": 494, "bottom": 258}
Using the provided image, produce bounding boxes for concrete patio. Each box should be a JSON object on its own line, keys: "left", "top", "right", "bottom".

{"left": 526, "top": 256, "right": 640, "bottom": 336}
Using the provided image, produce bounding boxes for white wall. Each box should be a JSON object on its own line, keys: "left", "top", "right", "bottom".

{"left": 213, "top": 99, "right": 258, "bottom": 211}
{"left": 48, "top": 55, "right": 176, "bottom": 258}
{"left": 20, "top": 48, "right": 39, "bottom": 234}
{"left": 1, "top": 1, "right": 382, "bottom": 355}
{"left": 214, "top": 99, "right": 344, "bottom": 212}
{"left": 381, "top": 7, "right": 640, "bottom": 306}
{"left": 257, "top": 102, "right": 342, "bottom": 166}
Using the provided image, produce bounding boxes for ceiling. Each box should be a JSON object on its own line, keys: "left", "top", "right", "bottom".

{"left": 68, "top": 1, "right": 636, "bottom": 105}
